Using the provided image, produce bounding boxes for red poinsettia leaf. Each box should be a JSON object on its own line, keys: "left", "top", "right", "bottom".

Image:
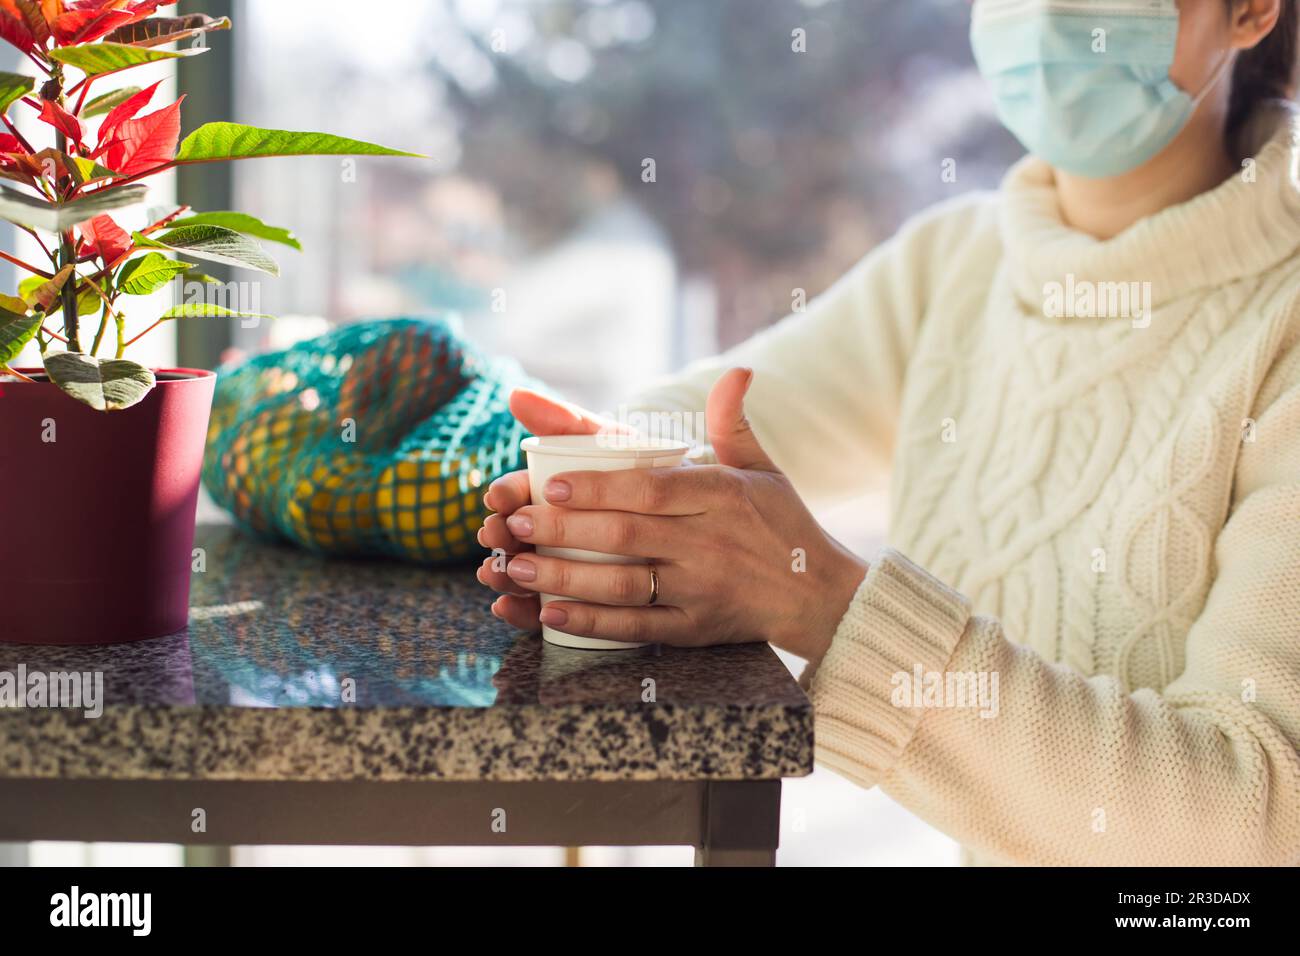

{"left": 78, "top": 212, "right": 132, "bottom": 266}
{"left": 3, "top": 150, "right": 39, "bottom": 176}
{"left": 51, "top": 0, "right": 175, "bottom": 46}
{"left": 10, "top": 0, "right": 50, "bottom": 44}
{"left": 0, "top": 165, "right": 37, "bottom": 189}
{"left": 103, "top": 92, "right": 182, "bottom": 175}
{"left": 4, "top": 147, "right": 77, "bottom": 187}
{"left": 0, "top": 7, "right": 36, "bottom": 54}
{"left": 53, "top": 11, "right": 132, "bottom": 46}
{"left": 27, "top": 146, "right": 73, "bottom": 174}
{"left": 126, "top": 0, "right": 175, "bottom": 14}
{"left": 0, "top": 149, "right": 33, "bottom": 179}
{"left": 96, "top": 77, "right": 159, "bottom": 147}
{"left": 37, "top": 97, "right": 82, "bottom": 148}
{"left": 0, "top": 134, "right": 21, "bottom": 152}
{"left": 50, "top": 0, "right": 132, "bottom": 46}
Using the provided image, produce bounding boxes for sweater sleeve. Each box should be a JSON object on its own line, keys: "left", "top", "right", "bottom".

{"left": 802, "top": 364, "right": 1300, "bottom": 865}
{"left": 621, "top": 193, "right": 998, "bottom": 507}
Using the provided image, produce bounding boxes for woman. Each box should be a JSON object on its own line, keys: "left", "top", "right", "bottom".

{"left": 476, "top": 0, "right": 1300, "bottom": 865}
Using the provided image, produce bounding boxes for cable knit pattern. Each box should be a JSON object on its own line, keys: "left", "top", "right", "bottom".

{"left": 624, "top": 100, "right": 1300, "bottom": 864}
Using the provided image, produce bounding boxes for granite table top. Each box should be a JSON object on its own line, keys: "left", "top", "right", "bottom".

{"left": 0, "top": 525, "right": 814, "bottom": 783}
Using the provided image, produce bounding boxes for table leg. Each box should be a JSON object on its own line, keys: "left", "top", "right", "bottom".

{"left": 693, "top": 780, "right": 781, "bottom": 867}
{"left": 694, "top": 846, "right": 777, "bottom": 866}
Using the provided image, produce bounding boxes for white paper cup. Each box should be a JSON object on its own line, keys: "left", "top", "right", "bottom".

{"left": 521, "top": 434, "right": 690, "bottom": 650}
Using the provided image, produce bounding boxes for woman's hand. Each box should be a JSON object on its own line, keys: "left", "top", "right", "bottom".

{"left": 475, "top": 385, "right": 615, "bottom": 604}
{"left": 476, "top": 368, "right": 867, "bottom": 663}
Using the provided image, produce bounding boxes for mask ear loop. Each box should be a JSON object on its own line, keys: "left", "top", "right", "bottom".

{"left": 1188, "top": 49, "right": 1236, "bottom": 109}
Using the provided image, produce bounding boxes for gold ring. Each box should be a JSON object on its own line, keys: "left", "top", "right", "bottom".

{"left": 646, "top": 563, "right": 660, "bottom": 606}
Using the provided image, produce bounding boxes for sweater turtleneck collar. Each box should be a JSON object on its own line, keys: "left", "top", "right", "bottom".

{"left": 998, "top": 99, "right": 1300, "bottom": 315}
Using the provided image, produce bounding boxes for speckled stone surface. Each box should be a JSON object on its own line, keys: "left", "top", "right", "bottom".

{"left": 0, "top": 525, "right": 813, "bottom": 782}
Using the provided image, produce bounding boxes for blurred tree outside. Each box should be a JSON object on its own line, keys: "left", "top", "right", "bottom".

{"left": 445, "top": 0, "right": 1017, "bottom": 343}
{"left": 234, "top": 0, "right": 1020, "bottom": 400}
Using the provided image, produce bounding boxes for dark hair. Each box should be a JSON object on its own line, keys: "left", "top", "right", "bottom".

{"left": 1226, "top": 0, "right": 1299, "bottom": 139}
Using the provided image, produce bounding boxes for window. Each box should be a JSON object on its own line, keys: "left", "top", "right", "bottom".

{"left": 20, "top": 0, "right": 1017, "bottom": 867}
{"left": 229, "top": 0, "right": 1017, "bottom": 410}
{"left": 220, "top": 0, "right": 1015, "bottom": 867}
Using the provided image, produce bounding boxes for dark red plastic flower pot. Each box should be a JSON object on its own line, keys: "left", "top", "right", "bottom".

{"left": 0, "top": 368, "right": 216, "bottom": 645}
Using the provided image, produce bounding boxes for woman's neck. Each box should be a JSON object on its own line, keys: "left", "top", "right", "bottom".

{"left": 1054, "top": 105, "right": 1240, "bottom": 241}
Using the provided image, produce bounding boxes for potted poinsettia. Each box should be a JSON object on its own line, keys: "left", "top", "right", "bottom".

{"left": 0, "top": 1, "right": 419, "bottom": 645}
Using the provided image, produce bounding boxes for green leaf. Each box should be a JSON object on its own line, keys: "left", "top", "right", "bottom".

{"left": 116, "top": 252, "right": 192, "bottom": 296}
{"left": 0, "top": 292, "right": 28, "bottom": 313}
{"left": 65, "top": 155, "right": 122, "bottom": 187}
{"left": 0, "top": 71, "right": 35, "bottom": 116}
{"left": 168, "top": 211, "right": 301, "bottom": 250}
{"left": 176, "top": 123, "right": 423, "bottom": 163}
{"left": 76, "top": 287, "right": 99, "bottom": 316}
{"left": 133, "top": 224, "right": 279, "bottom": 276}
{"left": 42, "top": 352, "right": 155, "bottom": 411}
{"left": 0, "top": 306, "right": 41, "bottom": 366}
{"left": 0, "top": 183, "right": 147, "bottom": 232}
{"left": 81, "top": 86, "right": 142, "bottom": 119}
{"left": 158, "top": 303, "right": 272, "bottom": 320}
{"left": 47, "top": 42, "right": 205, "bottom": 79}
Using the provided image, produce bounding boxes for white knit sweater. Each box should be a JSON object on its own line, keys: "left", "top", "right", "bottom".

{"left": 626, "top": 100, "right": 1300, "bottom": 865}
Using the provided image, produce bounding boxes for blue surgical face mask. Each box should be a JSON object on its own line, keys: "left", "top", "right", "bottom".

{"left": 970, "top": 0, "right": 1232, "bottom": 178}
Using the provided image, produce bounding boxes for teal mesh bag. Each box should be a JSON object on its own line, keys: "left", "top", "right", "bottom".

{"left": 202, "top": 317, "right": 536, "bottom": 563}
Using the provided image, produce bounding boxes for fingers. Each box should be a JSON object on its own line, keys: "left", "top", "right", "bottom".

{"left": 504, "top": 505, "right": 680, "bottom": 558}
{"left": 504, "top": 554, "right": 668, "bottom": 607}
{"left": 508, "top": 388, "right": 626, "bottom": 438}
{"left": 538, "top": 601, "right": 694, "bottom": 644}
{"left": 705, "top": 366, "right": 780, "bottom": 472}
{"left": 539, "top": 465, "right": 733, "bottom": 515}
{"left": 484, "top": 555, "right": 696, "bottom": 644}
{"left": 488, "top": 586, "right": 693, "bottom": 647}
{"left": 477, "top": 554, "right": 533, "bottom": 597}
{"left": 482, "top": 469, "right": 531, "bottom": 516}
{"left": 477, "top": 512, "right": 530, "bottom": 555}
{"left": 491, "top": 593, "right": 541, "bottom": 631}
